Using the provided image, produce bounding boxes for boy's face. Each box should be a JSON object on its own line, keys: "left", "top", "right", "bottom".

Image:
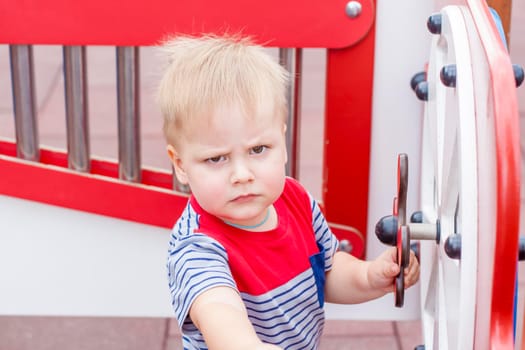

{"left": 167, "top": 104, "right": 288, "bottom": 227}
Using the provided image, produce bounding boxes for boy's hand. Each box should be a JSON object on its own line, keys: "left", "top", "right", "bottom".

{"left": 367, "top": 247, "right": 420, "bottom": 293}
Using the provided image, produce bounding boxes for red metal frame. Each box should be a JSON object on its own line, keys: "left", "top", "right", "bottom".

{"left": 0, "top": 0, "right": 378, "bottom": 258}
{"left": 466, "top": 0, "right": 521, "bottom": 348}
{"left": 0, "top": 0, "right": 375, "bottom": 48}
{"left": 323, "top": 26, "right": 376, "bottom": 251}
{"left": 0, "top": 140, "right": 186, "bottom": 228}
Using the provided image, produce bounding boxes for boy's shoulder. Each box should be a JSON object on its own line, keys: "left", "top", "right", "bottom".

{"left": 282, "top": 176, "right": 312, "bottom": 208}
{"left": 284, "top": 176, "right": 307, "bottom": 193}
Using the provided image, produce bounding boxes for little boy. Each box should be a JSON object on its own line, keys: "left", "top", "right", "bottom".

{"left": 158, "top": 34, "right": 419, "bottom": 350}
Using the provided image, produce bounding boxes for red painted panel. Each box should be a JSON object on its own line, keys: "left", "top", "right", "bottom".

{"left": 0, "top": 139, "right": 174, "bottom": 190}
{"left": 0, "top": 140, "right": 366, "bottom": 246}
{"left": 0, "top": 0, "right": 374, "bottom": 48}
{"left": 0, "top": 143, "right": 188, "bottom": 228}
{"left": 322, "top": 25, "right": 376, "bottom": 256}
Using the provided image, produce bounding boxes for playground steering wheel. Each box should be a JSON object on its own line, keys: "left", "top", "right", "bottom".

{"left": 377, "top": 4, "right": 522, "bottom": 349}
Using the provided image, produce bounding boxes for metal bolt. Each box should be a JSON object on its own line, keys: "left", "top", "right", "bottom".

{"left": 444, "top": 234, "right": 461, "bottom": 259}
{"left": 427, "top": 13, "right": 442, "bottom": 34}
{"left": 339, "top": 239, "right": 353, "bottom": 253}
{"left": 345, "top": 1, "right": 362, "bottom": 18}
{"left": 414, "top": 81, "right": 429, "bottom": 101}
{"left": 440, "top": 64, "right": 457, "bottom": 87}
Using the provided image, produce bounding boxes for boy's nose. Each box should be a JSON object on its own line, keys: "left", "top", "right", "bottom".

{"left": 231, "top": 161, "right": 254, "bottom": 184}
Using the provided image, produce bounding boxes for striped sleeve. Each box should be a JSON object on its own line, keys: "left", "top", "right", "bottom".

{"left": 310, "top": 194, "right": 339, "bottom": 272}
{"left": 166, "top": 203, "right": 237, "bottom": 327}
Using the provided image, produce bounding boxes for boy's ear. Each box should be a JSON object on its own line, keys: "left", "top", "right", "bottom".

{"left": 167, "top": 144, "right": 189, "bottom": 185}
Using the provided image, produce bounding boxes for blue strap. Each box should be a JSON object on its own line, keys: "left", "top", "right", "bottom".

{"left": 488, "top": 7, "right": 508, "bottom": 50}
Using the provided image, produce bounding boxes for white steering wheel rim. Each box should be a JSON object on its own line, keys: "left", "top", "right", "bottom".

{"left": 419, "top": 6, "right": 479, "bottom": 350}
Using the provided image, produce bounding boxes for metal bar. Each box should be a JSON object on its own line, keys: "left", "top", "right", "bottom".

{"left": 9, "top": 45, "right": 39, "bottom": 161}
{"left": 63, "top": 45, "right": 90, "bottom": 172}
{"left": 279, "top": 48, "right": 302, "bottom": 178}
{"left": 116, "top": 46, "right": 141, "bottom": 182}
{"left": 408, "top": 223, "right": 438, "bottom": 241}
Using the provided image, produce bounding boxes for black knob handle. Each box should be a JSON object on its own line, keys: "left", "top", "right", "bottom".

{"left": 410, "top": 211, "right": 423, "bottom": 223}
{"left": 411, "top": 241, "right": 420, "bottom": 262}
{"left": 514, "top": 64, "right": 524, "bottom": 87}
{"left": 519, "top": 236, "right": 525, "bottom": 260}
{"left": 444, "top": 234, "right": 461, "bottom": 259}
{"left": 411, "top": 72, "right": 428, "bottom": 101}
{"left": 415, "top": 81, "right": 429, "bottom": 101}
{"left": 440, "top": 64, "right": 457, "bottom": 87}
{"left": 410, "top": 71, "right": 427, "bottom": 91}
{"left": 427, "top": 13, "right": 442, "bottom": 35}
{"left": 375, "top": 215, "right": 398, "bottom": 246}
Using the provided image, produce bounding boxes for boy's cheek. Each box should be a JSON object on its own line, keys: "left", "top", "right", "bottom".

{"left": 190, "top": 175, "right": 226, "bottom": 197}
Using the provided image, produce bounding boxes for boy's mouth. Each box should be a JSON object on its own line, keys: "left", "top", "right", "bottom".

{"left": 231, "top": 194, "right": 257, "bottom": 203}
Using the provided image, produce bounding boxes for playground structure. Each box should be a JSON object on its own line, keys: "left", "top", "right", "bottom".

{"left": 0, "top": 0, "right": 524, "bottom": 349}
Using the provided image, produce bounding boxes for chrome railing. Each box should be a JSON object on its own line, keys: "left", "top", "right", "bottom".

{"left": 5, "top": 44, "right": 313, "bottom": 192}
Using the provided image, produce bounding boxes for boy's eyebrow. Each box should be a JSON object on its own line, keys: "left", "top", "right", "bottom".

{"left": 191, "top": 143, "right": 231, "bottom": 155}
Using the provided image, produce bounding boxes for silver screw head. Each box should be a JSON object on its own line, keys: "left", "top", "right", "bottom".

{"left": 345, "top": 1, "right": 362, "bottom": 18}
{"left": 339, "top": 239, "right": 353, "bottom": 253}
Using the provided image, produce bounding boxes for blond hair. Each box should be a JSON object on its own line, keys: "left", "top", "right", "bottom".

{"left": 157, "top": 34, "right": 290, "bottom": 145}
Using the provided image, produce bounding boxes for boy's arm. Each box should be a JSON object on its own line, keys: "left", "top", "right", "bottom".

{"left": 189, "top": 286, "right": 282, "bottom": 350}
{"left": 324, "top": 247, "right": 419, "bottom": 304}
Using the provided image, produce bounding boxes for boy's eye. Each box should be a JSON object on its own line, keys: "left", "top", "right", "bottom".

{"left": 206, "top": 155, "right": 226, "bottom": 164}
{"left": 251, "top": 145, "right": 267, "bottom": 154}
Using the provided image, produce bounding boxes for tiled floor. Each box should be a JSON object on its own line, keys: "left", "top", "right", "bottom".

{"left": 1, "top": 2, "right": 525, "bottom": 350}
{"left": 0, "top": 317, "right": 424, "bottom": 350}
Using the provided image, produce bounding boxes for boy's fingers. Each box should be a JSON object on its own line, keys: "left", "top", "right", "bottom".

{"left": 389, "top": 246, "right": 398, "bottom": 262}
{"left": 385, "top": 262, "right": 399, "bottom": 277}
{"left": 403, "top": 255, "right": 420, "bottom": 288}
{"left": 404, "top": 268, "right": 420, "bottom": 288}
